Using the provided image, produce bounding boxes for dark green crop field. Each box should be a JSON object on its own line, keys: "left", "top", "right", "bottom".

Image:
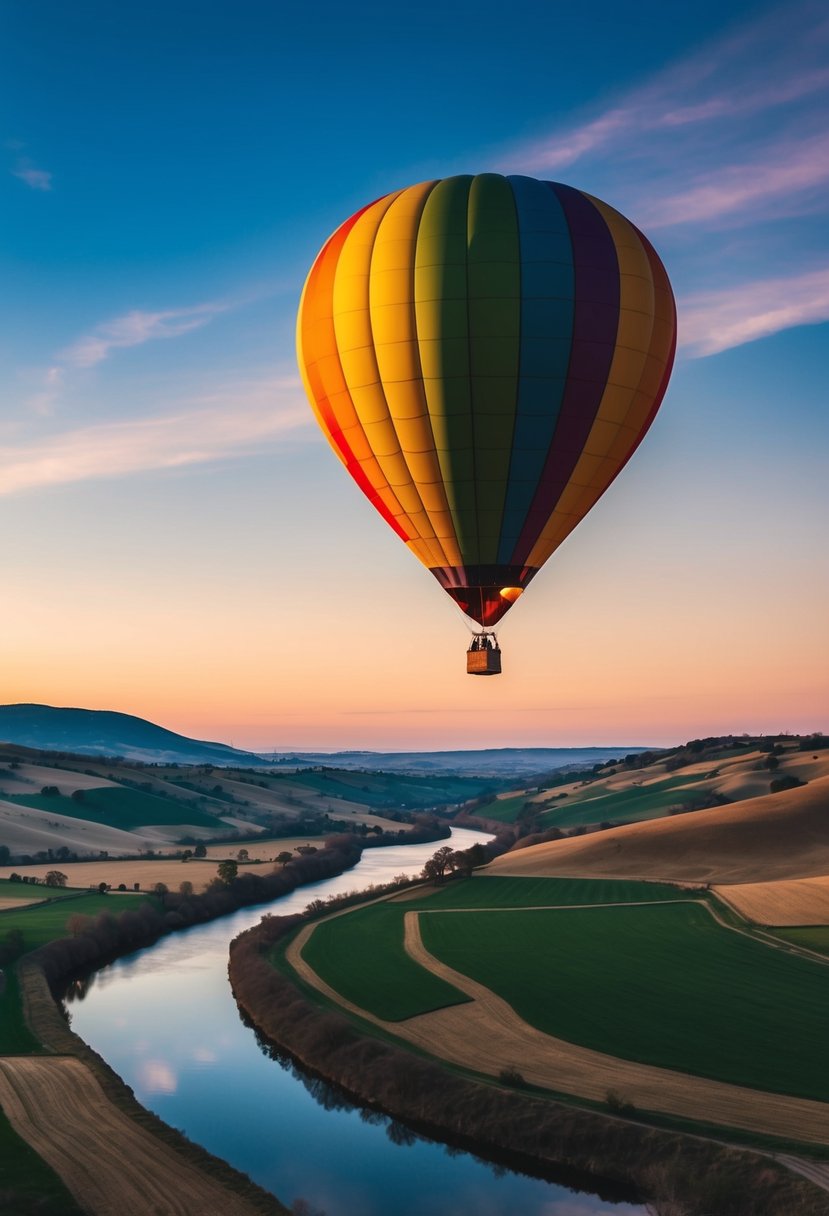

{"left": 771, "top": 927, "right": 829, "bottom": 956}
{"left": 420, "top": 903, "right": 829, "bottom": 1101}
{"left": 300, "top": 903, "right": 469, "bottom": 1021}
{"left": 295, "top": 877, "right": 689, "bottom": 1021}
{"left": 427, "top": 875, "right": 693, "bottom": 908}
{"left": 8, "top": 786, "right": 220, "bottom": 830}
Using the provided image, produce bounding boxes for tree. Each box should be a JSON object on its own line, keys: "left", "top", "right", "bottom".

{"left": 275, "top": 852, "right": 293, "bottom": 867}
{"left": 179, "top": 880, "right": 194, "bottom": 898}
{"left": 44, "top": 870, "right": 68, "bottom": 888}
{"left": 193, "top": 843, "right": 207, "bottom": 858}
{"left": 217, "top": 859, "right": 238, "bottom": 884}
{"left": 237, "top": 848, "right": 249, "bottom": 862}
{"left": 40, "top": 785, "right": 60, "bottom": 797}
{"left": 422, "top": 845, "right": 454, "bottom": 884}
{"left": 153, "top": 882, "right": 169, "bottom": 899}
{"left": 447, "top": 850, "right": 473, "bottom": 878}
{"left": 71, "top": 789, "right": 86, "bottom": 803}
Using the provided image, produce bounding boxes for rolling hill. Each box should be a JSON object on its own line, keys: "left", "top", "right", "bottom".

{"left": 490, "top": 774, "right": 829, "bottom": 884}
{"left": 0, "top": 704, "right": 265, "bottom": 766}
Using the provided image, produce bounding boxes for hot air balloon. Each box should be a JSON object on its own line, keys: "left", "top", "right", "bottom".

{"left": 297, "top": 174, "right": 676, "bottom": 675}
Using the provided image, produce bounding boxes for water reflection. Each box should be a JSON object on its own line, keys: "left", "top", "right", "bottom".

{"left": 250, "top": 1022, "right": 640, "bottom": 1205}
{"left": 66, "top": 828, "right": 646, "bottom": 1216}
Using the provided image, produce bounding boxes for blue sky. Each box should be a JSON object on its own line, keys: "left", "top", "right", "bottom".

{"left": 2, "top": 0, "right": 827, "bottom": 748}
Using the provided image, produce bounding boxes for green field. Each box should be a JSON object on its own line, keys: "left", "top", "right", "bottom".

{"left": 409, "top": 875, "right": 692, "bottom": 908}
{"left": 0, "top": 890, "right": 157, "bottom": 1051}
{"left": 0, "top": 890, "right": 157, "bottom": 952}
{"left": 420, "top": 903, "right": 829, "bottom": 1101}
{"left": 295, "top": 877, "right": 690, "bottom": 1021}
{"left": 285, "top": 768, "right": 498, "bottom": 809}
{"left": 8, "top": 786, "right": 220, "bottom": 830}
{"left": 483, "top": 793, "right": 537, "bottom": 823}
{"left": 0, "top": 969, "right": 42, "bottom": 1053}
{"left": 300, "top": 903, "right": 469, "bottom": 1021}
{"left": 481, "top": 773, "right": 717, "bottom": 828}
{"left": 0, "top": 1110, "right": 85, "bottom": 1214}
{"left": 771, "top": 927, "right": 829, "bottom": 956}
{"left": 0, "top": 877, "right": 72, "bottom": 903}
{"left": 293, "top": 877, "right": 829, "bottom": 1103}
{"left": 537, "top": 774, "right": 714, "bottom": 828}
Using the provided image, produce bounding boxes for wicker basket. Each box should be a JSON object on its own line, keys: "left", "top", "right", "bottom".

{"left": 467, "top": 647, "right": 502, "bottom": 675}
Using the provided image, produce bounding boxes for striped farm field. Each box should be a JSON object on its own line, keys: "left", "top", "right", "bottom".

{"left": 418, "top": 903, "right": 829, "bottom": 1102}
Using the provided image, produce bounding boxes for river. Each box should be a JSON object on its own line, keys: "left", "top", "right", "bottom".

{"left": 66, "top": 828, "right": 645, "bottom": 1216}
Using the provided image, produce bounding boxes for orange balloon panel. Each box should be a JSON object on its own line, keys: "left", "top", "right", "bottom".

{"left": 297, "top": 174, "right": 676, "bottom": 626}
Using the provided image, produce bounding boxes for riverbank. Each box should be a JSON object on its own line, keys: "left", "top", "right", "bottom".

{"left": 7, "top": 954, "right": 285, "bottom": 1215}
{"left": 228, "top": 901, "right": 829, "bottom": 1216}
{"left": 0, "top": 836, "right": 385, "bottom": 1214}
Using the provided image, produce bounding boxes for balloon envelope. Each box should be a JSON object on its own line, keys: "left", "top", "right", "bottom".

{"left": 297, "top": 174, "right": 676, "bottom": 627}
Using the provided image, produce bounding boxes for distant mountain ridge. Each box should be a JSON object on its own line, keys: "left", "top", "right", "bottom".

{"left": 0, "top": 704, "right": 651, "bottom": 776}
{"left": 0, "top": 704, "right": 264, "bottom": 766}
{"left": 270, "top": 746, "right": 651, "bottom": 778}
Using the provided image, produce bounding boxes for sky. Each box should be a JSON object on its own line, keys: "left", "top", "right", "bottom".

{"left": 2, "top": 0, "right": 827, "bottom": 751}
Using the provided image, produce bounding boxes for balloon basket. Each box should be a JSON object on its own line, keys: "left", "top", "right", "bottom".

{"left": 467, "top": 633, "right": 501, "bottom": 676}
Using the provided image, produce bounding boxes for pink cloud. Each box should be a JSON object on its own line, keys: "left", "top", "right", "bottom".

{"left": 0, "top": 376, "right": 310, "bottom": 495}
{"left": 11, "top": 157, "right": 52, "bottom": 191}
{"left": 680, "top": 266, "right": 829, "bottom": 355}
{"left": 642, "top": 134, "right": 829, "bottom": 228}
{"left": 62, "top": 302, "right": 230, "bottom": 368}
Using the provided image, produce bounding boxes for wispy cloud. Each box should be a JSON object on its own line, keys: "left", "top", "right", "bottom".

{"left": 496, "top": 2, "right": 829, "bottom": 355}
{"left": 0, "top": 376, "right": 311, "bottom": 496}
{"left": 680, "top": 266, "right": 829, "bottom": 356}
{"left": 10, "top": 156, "right": 52, "bottom": 191}
{"left": 641, "top": 133, "right": 829, "bottom": 228}
{"left": 27, "top": 367, "right": 64, "bottom": 417}
{"left": 62, "top": 302, "right": 230, "bottom": 369}
{"left": 503, "top": 3, "right": 829, "bottom": 180}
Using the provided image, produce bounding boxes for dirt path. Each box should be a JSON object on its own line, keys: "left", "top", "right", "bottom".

{"left": 0, "top": 1056, "right": 265, "bottom": 1216}
{"left": 287, "top": 912, "right": 829, "bottom": 1147}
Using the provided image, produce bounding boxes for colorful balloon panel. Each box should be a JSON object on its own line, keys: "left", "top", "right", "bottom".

{"left": 297, "top": 174, "right": 676, "bottom": 627}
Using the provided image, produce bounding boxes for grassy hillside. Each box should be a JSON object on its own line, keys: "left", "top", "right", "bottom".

{"left": 490, "top": 775, "right": 829, "bottom": 884}
{"left": 5, "top": 787, "right": 220, "bottom": 831}
{"left": 482, "top": 735, "right": 828, "bottom": 835}
{"left": 0, "top": 744, "right": 494, "bottom": 862}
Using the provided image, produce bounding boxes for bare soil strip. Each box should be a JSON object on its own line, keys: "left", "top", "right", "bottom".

{"left": 0, "top": 1056, "right": 263, "bottom": 1216}
{"left": 0, "top": 895, "right": 46, "bottom": 910}
{"left": 287, "top": 912, "right": 829, "bottom": 1146}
